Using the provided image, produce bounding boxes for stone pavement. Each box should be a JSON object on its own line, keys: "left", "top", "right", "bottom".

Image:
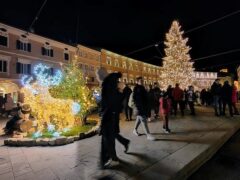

{"left": 0, "top": 106, "right": 240, "bottom": 180}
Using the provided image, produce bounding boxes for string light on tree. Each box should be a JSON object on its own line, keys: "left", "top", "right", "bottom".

{"left": 161, "top": 20, "right": 195, "bottom": 89}
{"left": 21, "top": 63, "right": 76, "bottom": 132}
{"left": 49, "top": 56, "right": 96, "bottom": 125}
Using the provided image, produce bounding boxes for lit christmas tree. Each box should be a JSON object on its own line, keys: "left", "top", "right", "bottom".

{"left": 49, "top": 56, "right": 96, "bottom": 125}
{"left": 161, "top": 20, "right": 195, "bottom": 89}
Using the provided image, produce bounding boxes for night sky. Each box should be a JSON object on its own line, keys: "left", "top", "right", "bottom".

{"left": 1, "top": 0, "right": 240, "bottom": 74}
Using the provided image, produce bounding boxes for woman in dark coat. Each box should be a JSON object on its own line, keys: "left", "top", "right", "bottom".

{"left": 99, "top": 72, "right": 130, "bottom": 169}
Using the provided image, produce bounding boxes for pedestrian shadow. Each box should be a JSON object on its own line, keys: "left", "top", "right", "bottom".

{"left": 96, "top": 152, "right": 156, "bottom": 179}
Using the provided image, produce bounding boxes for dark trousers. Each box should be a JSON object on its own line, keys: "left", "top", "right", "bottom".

{"left": 188, "top": 101, "right": 195, "bottom": 115}
{"left": 154, "top": 102, "right": 159, "bottom": 116}
{"left": 100, "top": 133, "right": 129, "bottom": 167}
{"left": 0, "top": 107, "right": 3, "bottom": 114}
{"left": 124, "top": 105, "right": 133, "bottom": 120}
{"left": 223, "top": 100, "right": 233, "bottom": 117}
{"left": 162, "top": 115, "right": 169, "bottom": 130}
{"left": 173, "top": 100, "right": 184, "bottom": 116}
{"left": 213, "top": 96, "right": 223, "bottom": 115}
{"left": 232, "top": 102, "right": 239, "bottom": 115}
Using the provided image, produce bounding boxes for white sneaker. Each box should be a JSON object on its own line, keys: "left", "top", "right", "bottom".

{"left": 104, "top": 159, "right": 119, "bottom": 168}
{"left": 133, "top": 129, "right": 140, "bottom": 136}
{"left": 147, "top": 134, "right": 156, "bottom": 141}
{"left": 164, "top": 129, "right": 171, "bottom": 134}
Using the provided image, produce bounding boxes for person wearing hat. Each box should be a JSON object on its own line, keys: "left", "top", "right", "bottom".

{"left": 3, "top": 104, "right": 31, "bottom": 134}
{"left": 99, "top": 72, "right": 130, "bottom": 169}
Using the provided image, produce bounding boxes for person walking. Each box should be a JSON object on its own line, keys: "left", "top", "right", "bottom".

{"left": 172, "top": 83, "right": 184, "bottom": 116}
{"left": 159, "top": 92, "right": 171, "bottom": 133}
{"left": 232, "top": 84, "right": 239, "bottom": 115}
{"left": 187, "top": 86, "right": 196, "bottom": 115}
{"left": 211, "top": 79, "right": 222, "bottom": 116}
{"left": 166, "top": 85, "right": 174, "bottom": 115}
{"left": 123, "top": 84, "right": 133, "bottom": 121}
{"left": 4, "top": 93, "right": 14, "bottom": 118}
{"left": 153, "top": 82, "right": 161, "bottom": 119}
{"left": 147, "top": 85, "right": 155, "bottom": 122}
{"left": 99, "top": 72, "right": 130, "bottom": 169}
{"left": 132, "top": 77, "right": 155, "bottom": 140}
{"left": 221, "top": 81, "right": 233, "bottom": 117}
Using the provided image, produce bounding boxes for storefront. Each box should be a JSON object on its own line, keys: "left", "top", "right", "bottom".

{"left": 0, "top": 81, "right": 20, "bottom": 103}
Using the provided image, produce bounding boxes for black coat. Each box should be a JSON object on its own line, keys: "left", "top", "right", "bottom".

{"left": 100, "top": 90, "right": 124, "bottom": 135}
{"left": 123, "top": 86, "right": 132, "bottom": 106}
{"left": 153, "top": 87, "right": 161, "bottom": 105}
{"left": 211, "top": 82, "right": 221, "bottom": 96}
{"left": 147, "top": 89, "right": 155, "bottom": 109}
{"left": 133, "top": 84, "right": 148, "bottom": 116}
{"left": 221, "top": 84, "right": 232, "bottom": 102}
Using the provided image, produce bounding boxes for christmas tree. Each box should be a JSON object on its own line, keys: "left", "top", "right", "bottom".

{"left": 161, "top": 20, "right": 195, "bottom": 89}
{"left": 49, "top": 56, "right": 96, "bottom": 125}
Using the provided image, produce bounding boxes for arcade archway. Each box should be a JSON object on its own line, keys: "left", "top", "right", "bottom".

{"left": 0, "top": 81, "right": 20, "bottom": 103}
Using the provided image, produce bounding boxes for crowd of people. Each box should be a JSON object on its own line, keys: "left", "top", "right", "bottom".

{"left": 99, "top": 72, "right": 240, "bottom": 169}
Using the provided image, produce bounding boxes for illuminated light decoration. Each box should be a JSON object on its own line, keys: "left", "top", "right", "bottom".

{"left": 32, "top": 131, "right": 42, "bottom": 138}
{"left": 49, "top": 57, "right": 96, "bottom": 125}
{"left": 63, "top": 128, "right": 70, "bottom": 133}
{"left": 33, "top": 63, "right": 63, "bottom": 87}
{"left": 72, "top": 102, "right": 81, "bottom": 115}
{"left": 47, "top": 124, "right": 55, "bottom": 132}
{"left": 52, "top": 132, "right": 60, "bottom": 137}
{"left": 20, "top": 63, "right": 75, "bottom": 132}
{"left": 160, "top": 20, "right": 195, "bottom": 89}
{"left": 93, "top": 90, "right": 101, "bottom": 103}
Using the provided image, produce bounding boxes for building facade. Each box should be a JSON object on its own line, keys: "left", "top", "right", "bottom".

{"left": 100, "top": 49, "right": 161, "bottom": 86}
{"left": 0, "top": 22, "right": 162, "bottom": 102}
{"left": 0, "top": 22, "right": 219, "bottom": 103}
{"left": 193, "top": 71, "right": 218, "bottom": 90}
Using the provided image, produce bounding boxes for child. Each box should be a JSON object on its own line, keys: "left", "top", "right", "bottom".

{"left": 159, "top": 92, "right": 171, "bottom": 133}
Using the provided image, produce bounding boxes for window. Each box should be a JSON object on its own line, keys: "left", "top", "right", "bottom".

{"left": 49, "top": 68, "right": 54, "bottom": 76}
{"left": 42, "top": 42, "right": 53, "bottom": 57}
{"left": 114, "top": 59, "right": 119, "bottom": 67}
{"left": 106, "top": 56, "right": 111, "bottom": 65}
{"left": 122, "top": 62, "right": 126, "bottom": 69}
{"left": 90, "top": 77, "right": 94, "bottom": 82}
{"left": 129, "top": 63, "right": 133, "bottom": 70}
{"left": 64, "top": 48, "right": 69, "bottom": 61}
{"left": 90, "top": 66, "right": 94, "bottom": 71}
{"left": 0, "top": 60, "right": 7, "bottom": 73}
{"left": 16, "top": 35, "right": 31, "bottom": 52}
{"left": 16, "top": 62, "right": 31, "bottom": 75}
{"left": 135, "top": 65, "right": 139, "bottom": 71}
{"left": 0, "top": 28, "right": 8, "bottom": 47}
